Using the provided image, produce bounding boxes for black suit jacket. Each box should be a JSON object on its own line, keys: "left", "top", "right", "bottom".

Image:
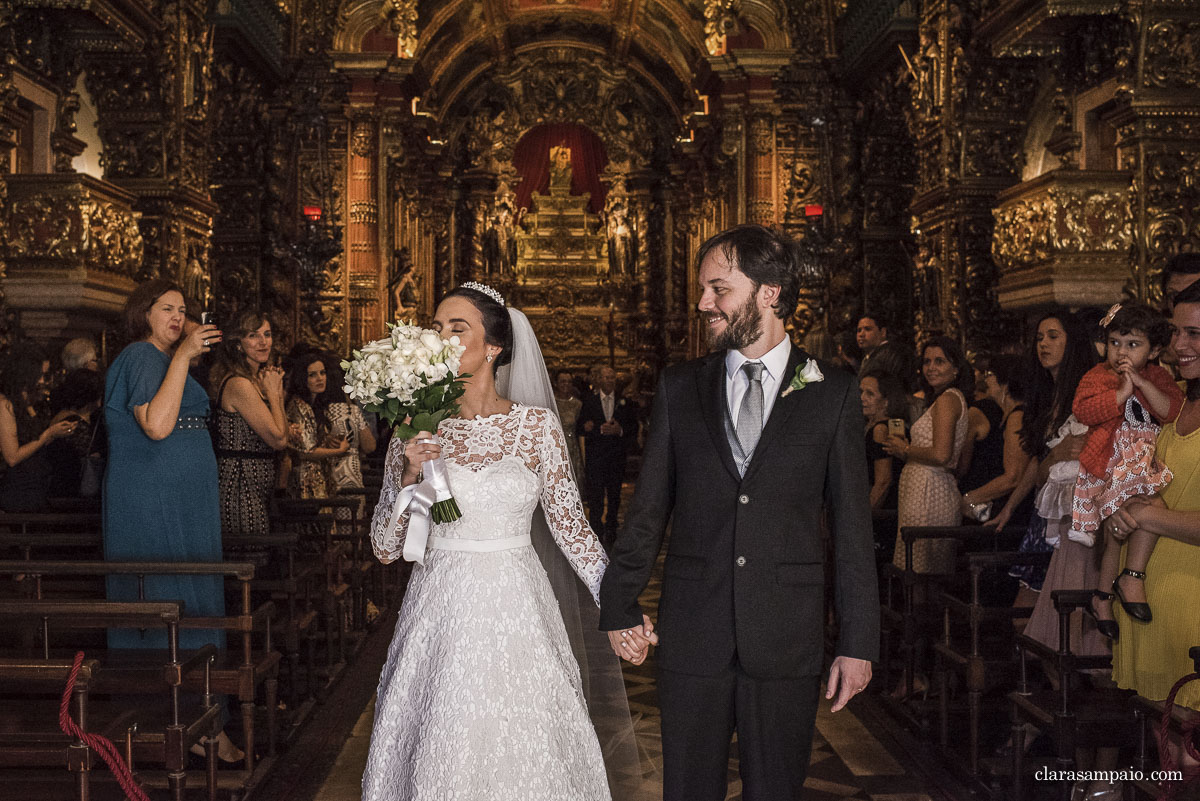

{"left": 598, "top": 345, "right": 880, "bottom": 679}
{"left": 576, "top": 391, "right": 638, "bottom": 466}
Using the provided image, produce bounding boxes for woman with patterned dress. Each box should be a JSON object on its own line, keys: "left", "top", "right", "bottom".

{"left": 325, "top": 359, "right": 377, "bottom": 524}
{"left": 363, "top": 285, "right": 638, "bottom": 801}
{"left": 209, "top": 311, "right": 290, "bottom": 542}
{"left": 286, "top": 353, "right": 348, "bottom": 499}
{"left": 885, "top": 336, "right": 973, "bottom": 575}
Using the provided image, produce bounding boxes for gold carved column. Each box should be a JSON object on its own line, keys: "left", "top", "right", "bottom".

{"left": 347, "top": 113, "right": 383, "bottom": 345}
{"left": 1116, "top": 1, "right": 1200, "bottom": 303}
{"left": 747, "top": 114, "right": 776, "bottom": 226}
{"left": 708, "top": 51, "right": 791, "bottom": 228}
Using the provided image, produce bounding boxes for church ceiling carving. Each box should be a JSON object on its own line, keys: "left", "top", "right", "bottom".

{"left": 335, "top": 0, "right": 792, "bottom": 120}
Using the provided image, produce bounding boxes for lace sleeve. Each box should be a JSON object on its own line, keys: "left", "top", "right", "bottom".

{"left": 532, "top": 408, "right": 608, "bottom": 605}
{"left": 370, "top": 436, "right": 411, "bottom": 564}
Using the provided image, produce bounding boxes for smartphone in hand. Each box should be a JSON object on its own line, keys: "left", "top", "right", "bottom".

{"left": 887, "top": 418, "right": 906, "bottom": 438}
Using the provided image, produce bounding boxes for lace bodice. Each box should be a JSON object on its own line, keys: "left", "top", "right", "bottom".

{"left": 370, "top": 404, "right": 607, "bottom": 602}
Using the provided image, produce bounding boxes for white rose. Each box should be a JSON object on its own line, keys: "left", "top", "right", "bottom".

{"left": 799, "top": 359, "right": 824, "bottom": 384}
{"left": 420, "top": 331, "right": 444, "bottom": 353}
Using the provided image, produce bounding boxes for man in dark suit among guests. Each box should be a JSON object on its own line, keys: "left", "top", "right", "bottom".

{"left": 577, "top": 365, "right": 638, "bottom": 545}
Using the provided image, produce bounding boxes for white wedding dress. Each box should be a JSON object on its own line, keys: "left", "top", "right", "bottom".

{"left": 364, "top": 404, "right": 613, "bottom": 801}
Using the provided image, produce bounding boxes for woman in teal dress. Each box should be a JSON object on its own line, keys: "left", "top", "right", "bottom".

{"left": 104, "top": 279, "right": 225, "bottom": 652}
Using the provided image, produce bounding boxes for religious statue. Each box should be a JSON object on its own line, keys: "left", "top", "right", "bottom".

{"left": 388, "top": 247, "right": 421, "bottom": 322}
{"left": 603, "top": 194, "right": 635, "bottom": 277}
{"left": 484, "top": 179, "right": 521, "bottom": 279}
{"left": 549, "top": 145, "right": 572, "bottom": 194}
{"left": 181, "top": 255, "right": 212, "bottom": 312}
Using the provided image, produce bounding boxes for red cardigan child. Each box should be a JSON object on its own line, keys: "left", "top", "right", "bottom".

{"left": 1070, "top": 361, "right": 1182, "bottom": 543}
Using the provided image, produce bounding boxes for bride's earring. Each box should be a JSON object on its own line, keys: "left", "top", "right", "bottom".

{"left": 486, "top": 353, "right": 494, "bottom": 363}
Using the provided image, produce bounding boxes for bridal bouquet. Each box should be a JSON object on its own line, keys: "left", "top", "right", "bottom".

{"left": 342, "top": 322, "right": 467, "bottom": 523}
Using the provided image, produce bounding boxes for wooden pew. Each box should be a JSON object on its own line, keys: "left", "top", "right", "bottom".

{"left": 2, "top": 528, "right": 318, "bottom": 719}
{"left": 225, "top": 532, "right": 319, "bottom": 715}
{"left": 0, "top": 599, "right": 220, "bottom": 801}
{"left": 1008, "top": 590, "right": 1137, "bottom": 801}
{"left": 275, "top": 496, "right": 374, "bottom": 632}
{"left": 270, "top": 502, "right": 353, "bottom": 677}
{"left": 932, "top": 550, "right": 1053, "bottom": 781}
{"left": 0, "top": 561, "right": 279, "bottom": 781}
{"left": 880, "top": 524, "right": 1005, "bottom": 731}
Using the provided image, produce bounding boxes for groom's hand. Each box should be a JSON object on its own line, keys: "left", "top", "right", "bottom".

{"left": 826, "top": 656, "right": 872, "bottom": 713}
{"left": 607, "top": 615, "right": 659, "bottom": 664}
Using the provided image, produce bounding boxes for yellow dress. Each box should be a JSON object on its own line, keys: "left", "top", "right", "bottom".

{"left": 1112, "top": 419, "right": 1200, "bottom": 709}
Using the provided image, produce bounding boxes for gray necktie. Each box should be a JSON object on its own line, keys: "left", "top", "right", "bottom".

{"left": 736, "top": 362, "right": 765, "bottom": 458}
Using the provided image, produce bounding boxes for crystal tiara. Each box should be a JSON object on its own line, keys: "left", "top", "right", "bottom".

{"left": 460, "top": 281, "right": 505, "bottom": 307}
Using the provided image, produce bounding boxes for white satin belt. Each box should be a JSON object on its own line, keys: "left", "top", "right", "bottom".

{"left": 428, "top": 535, "right": 532, "bottom": 552}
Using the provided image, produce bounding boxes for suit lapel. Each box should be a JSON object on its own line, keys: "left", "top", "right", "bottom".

{"left": 742, "top": 346, "right": 806, "bottom": 483}
{"left": 696, "top": 355, "right": 741, "bottom": 481}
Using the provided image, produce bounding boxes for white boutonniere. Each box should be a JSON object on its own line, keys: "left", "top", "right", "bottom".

{"left": 780, "top": 358, "right": 824, "bottom": 398}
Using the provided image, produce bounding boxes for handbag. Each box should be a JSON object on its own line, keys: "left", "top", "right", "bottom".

{"left": 78, "top": 418, "right": 103, "bottom": 498}
{"left": 327, "top": 406, "right": 360, "bottom": 491}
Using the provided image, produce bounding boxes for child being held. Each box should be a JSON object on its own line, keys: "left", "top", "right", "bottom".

{"left": 1072, "top": 302, "right": 1183, "bottom": 640}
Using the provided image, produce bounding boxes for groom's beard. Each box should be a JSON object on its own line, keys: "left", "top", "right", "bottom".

{"left": 707, "top": 293, "right": 764, "bottom": 351}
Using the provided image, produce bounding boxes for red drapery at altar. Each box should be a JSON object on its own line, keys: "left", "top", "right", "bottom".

{"left": 513, "top": 124, "right": 608, "bottom": 214}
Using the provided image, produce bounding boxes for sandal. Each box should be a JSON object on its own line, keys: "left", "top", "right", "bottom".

{"left": 1113, "top": 568, "right": 1152, "bottom": 622}
{"left": 1085, "top": 590, "right": 1120, "bottom": 640}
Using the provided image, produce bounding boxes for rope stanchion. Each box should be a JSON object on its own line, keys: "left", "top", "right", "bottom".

{"left": 58, "top": 651, "right": 151, "bottom": 801}
{"left": 1156, "top": 670, "right": 1200, "bottom": 801}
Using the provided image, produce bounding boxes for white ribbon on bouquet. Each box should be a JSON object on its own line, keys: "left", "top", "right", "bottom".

{"left": 391, "top": 440, "right": 455, "bottom": 565}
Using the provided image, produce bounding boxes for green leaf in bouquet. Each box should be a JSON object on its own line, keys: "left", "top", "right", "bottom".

{"left": 387, "top": 398, "right": 400, "bottom": 417}
{"left": 411, "top": 411, "right": 438, "bottom": 433}
{"left": 393, "top": 421, "right": 419, "bottom": 440}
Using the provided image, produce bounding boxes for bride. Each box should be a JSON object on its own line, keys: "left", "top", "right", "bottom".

{"left": 364, "top": 282, "right": 653, "bottom": 801}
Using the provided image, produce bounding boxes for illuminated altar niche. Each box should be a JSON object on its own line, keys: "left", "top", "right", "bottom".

{"left": 512, "top": 123, "right": 610, "bottom": 282}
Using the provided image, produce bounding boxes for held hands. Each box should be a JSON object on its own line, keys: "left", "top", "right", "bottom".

{"left": 826, "top": 656, "right": 872, "bottom": 713}
{"left": 401, "top": 432, "right": 442, "bottom": 484}
{"left": 882, "top": 434, "right": 909, "bottom": 459}
{"left": 322, "top": 435, "right": 350, "bottom": 455}
{"left": 600, "top": 419, "right": 623, "bottom": 436}
{"left": 40, "top": 417, "right": 77, "bottom": 442}
{"left": 607, "top": 615, "right": 659, "bottom": 665}
{"left": 261, "top": 366, "right": 285, "bottom": 401}
{"left": 178, "top": 324, "right": 222, "bottom": 361}
{"left": 984, "top": 504, "right": 1012, "bottom": 532}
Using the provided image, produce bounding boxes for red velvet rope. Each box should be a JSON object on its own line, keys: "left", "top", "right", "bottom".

{"left": 1157, "top": 671, "right": 1200, "bottom": 801}
{"left": 58, "top": 651, "right": 151, "bottom": 801}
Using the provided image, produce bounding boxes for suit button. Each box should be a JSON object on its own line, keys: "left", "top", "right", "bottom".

{"left": 739, "top": 494, "right": 750, "bottom": 505}
{"left": 736, "top": 556, "right": 747, "bottom": 567}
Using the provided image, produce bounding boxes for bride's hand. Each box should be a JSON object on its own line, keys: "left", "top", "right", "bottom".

{"left": 401, "top": 432, "right": 440, "bottom": 485}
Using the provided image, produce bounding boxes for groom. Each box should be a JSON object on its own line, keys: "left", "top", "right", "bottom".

{"left": 599, "top": 224, "right": 879, "bottom": 801}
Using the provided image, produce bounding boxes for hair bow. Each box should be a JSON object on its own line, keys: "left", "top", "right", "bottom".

{"left": 1100, "top": 302, "right": 1122, "bottom": 328}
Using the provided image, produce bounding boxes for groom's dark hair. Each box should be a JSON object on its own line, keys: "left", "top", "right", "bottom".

{"left": 695, "top": 224, "right": 802, "bottom": 320}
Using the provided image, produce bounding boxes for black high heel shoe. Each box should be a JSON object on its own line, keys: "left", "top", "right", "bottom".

{"left": 1113, "top": 568, "right": 1152, "bottom": 622}
{"left": 1085, "top": 590, "right": 1120, "bottom": 640}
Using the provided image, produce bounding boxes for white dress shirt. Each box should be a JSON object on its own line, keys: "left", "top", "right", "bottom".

{"left": 600, "top": 391, "right": 615, "bottom": 421}
{"left": 725, "top": 336, "right": 793, "bottom": 429}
